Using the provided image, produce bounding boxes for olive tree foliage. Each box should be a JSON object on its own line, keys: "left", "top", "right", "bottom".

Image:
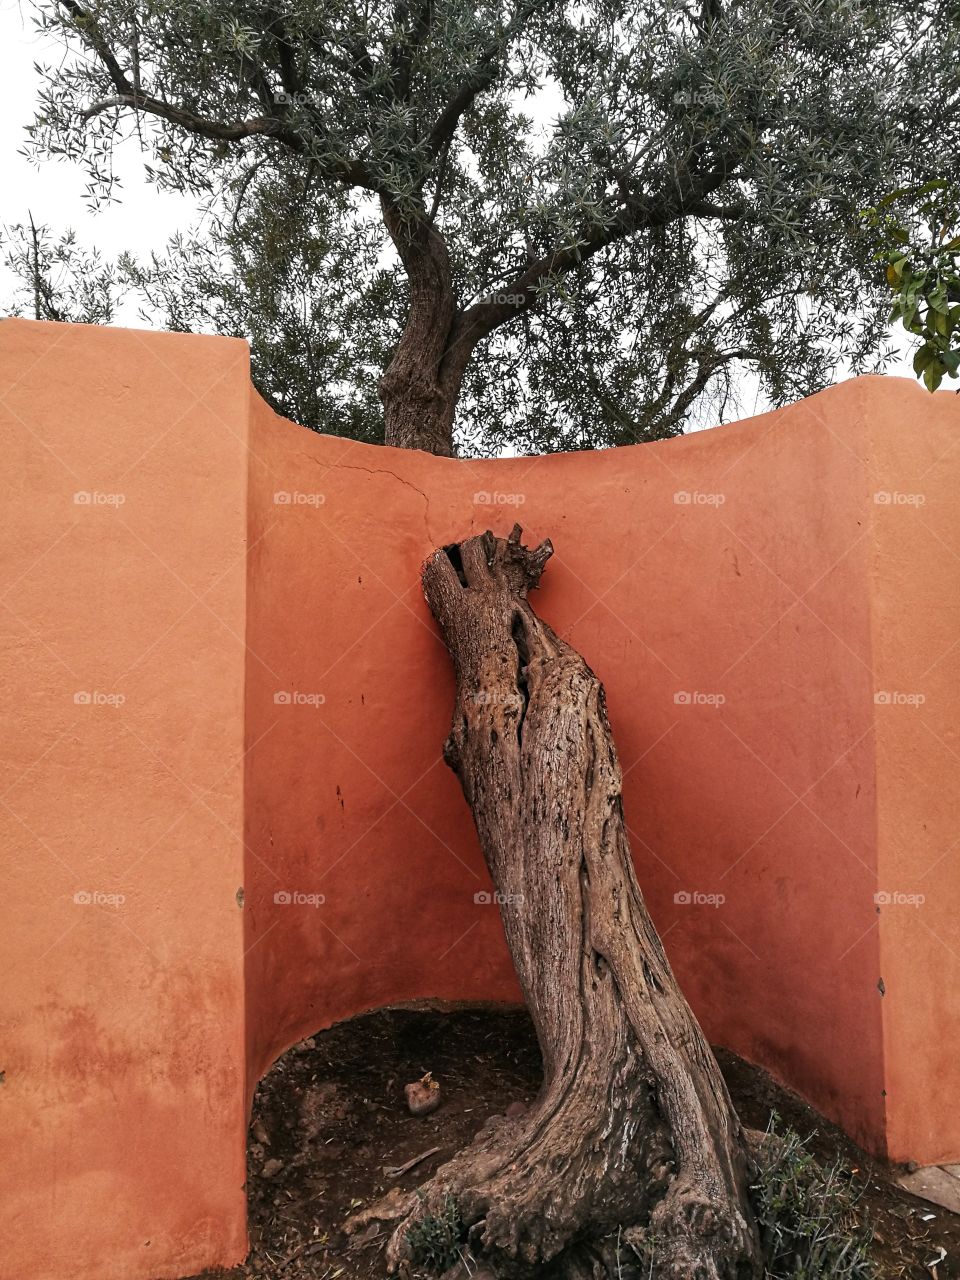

{"left": 13, "top": 0, "right": 960, "bottom": 454}
{"left": 3, "top": 217, "right": 120, "bottom": 327}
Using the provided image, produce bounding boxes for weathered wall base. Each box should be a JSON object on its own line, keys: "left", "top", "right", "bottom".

{"left": 2, "top": 318, "right": 959, "bottom": 1280}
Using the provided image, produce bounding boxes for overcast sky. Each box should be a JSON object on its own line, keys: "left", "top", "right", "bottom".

{"left": 0, "top": 0, "right": 916, "bottom": 401}
{"left": 0, "top": 0, "right": 200, "bottom": 320}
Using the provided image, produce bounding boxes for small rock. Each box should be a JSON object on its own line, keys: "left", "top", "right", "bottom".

{"left": 295, "top": 1037, "right": 316, "bottom": 1053}
{"left": 405, "top": 1076, "right": 441, "bottom": 1116}
{"left": 261, "top": 1158, "right": 283, "bottom": 1179}
{"left": 505, "top": 1100, "right": 527, "bottom": 1119}
{"left": 252, "top": 1118, "right": 270, "bottom": 1146}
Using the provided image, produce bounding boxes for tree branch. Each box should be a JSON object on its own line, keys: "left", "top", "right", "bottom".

{"left": 263, "top": 5, "right": 306, "bottom": 98}
{"left": 390, "top": 0, "right": 434, "bottom": 101}
{"left": 61, "top": 0, "right": 379, "bottom": 190}
{"left": 79, "top": 92, "right": 295, "bottom": 141}
{"left": 58, "top": 0, "right": 132, "bottom": 94}
{"left": 422, "top": 0, "right": 552, "bottom": 161}
{"left": 452, "top": 136, "right": 753, "bottom": 353}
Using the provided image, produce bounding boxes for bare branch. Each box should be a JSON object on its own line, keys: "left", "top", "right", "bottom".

{"left": 80, "top": 93, "right": 288, "bottom": 141}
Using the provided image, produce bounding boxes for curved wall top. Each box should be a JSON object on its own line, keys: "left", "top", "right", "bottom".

{"left": 2, "top": 318, "right": 959, "bottom": 1280}
{"left": 242, "top": 364, "right": 960, "bottom": 1171}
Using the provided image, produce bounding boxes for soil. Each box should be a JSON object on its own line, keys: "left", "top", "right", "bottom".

{"left": 189, "top": 1005, "right": 959, "bottom": 1280}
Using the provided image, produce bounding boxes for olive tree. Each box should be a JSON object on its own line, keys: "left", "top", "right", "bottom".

{"left": 17, "top": 2, "right": 960, "bottom": 1275}
{"left": 20, "top": 0, "right": 960, "bottom": 455}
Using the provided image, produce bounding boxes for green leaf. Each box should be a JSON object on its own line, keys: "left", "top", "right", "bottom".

{"left": 923, "top": 360, "right": 945, "bottom": 392}
{"left": 914, "top": 345, "right": 936, "bottom": 375}
{"left": 928, "top": 289, "right": 949, "bottom": 314}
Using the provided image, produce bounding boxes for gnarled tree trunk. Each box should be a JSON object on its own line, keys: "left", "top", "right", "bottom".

{"left": 378, "top": 198, "right": 464, "bottom": 457}
{"left": 364, "top": 526, "right": 762, "bottom": 1280}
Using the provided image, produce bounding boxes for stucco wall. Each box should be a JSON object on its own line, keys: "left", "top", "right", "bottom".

{"left": 0, "top": 320, "right": 250, "bottom": 1280}
{"left": 2, "top": 317, "right": 959, "bottom": 1280}
{"left": 866, "top": 395, "right": 960, "bottom": 1163}
{"left": 243, "top": 376, "right": 891, "bottom": 1144}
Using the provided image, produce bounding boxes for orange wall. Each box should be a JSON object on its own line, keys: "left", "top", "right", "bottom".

{"left": 3, "top": 317, "right": 960, "bottom": 1280}
{"left": 243, "top": 379, "right": 891, "bottom": 1152}
{"left": 0, "top": 320, "right": 250, "bottom": 1280}
{"left": 865, "top": 392, "right": 960, "bottom": 1162}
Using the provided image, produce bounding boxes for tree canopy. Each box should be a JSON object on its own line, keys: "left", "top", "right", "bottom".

{"left": 9, "top": 0, "right": 960, "bottom": 453}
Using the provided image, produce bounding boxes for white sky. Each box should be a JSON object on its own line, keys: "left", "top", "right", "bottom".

{"left": 0, "top": 0, "right": 916, "bottom": 405}
{"left": 0, "top": 0, "right": 200, "bottom": 319}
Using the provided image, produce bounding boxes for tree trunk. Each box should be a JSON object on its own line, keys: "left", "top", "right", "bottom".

{"left": 378, "top": 199, "right": 465, "bottom": 457}
{"left": 372, "top": 527, "right": 762, "bottom": 1279}
{"left": 379, "top": 356, "right": 460, "bottom": 456}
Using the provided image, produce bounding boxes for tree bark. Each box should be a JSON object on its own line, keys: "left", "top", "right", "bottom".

{"left": 378, "top": 200, "right": 464, "bottom": 456}
{"left": 373, "top": 527, "right": 762, "bottom": 1279}
{"left": 379, "top": 348, "right": 461, "bottom": 455}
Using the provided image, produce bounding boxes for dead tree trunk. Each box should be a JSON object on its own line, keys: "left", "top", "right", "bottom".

{"left": 377, "top": 527, "right": 761, "bottom": 1279}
